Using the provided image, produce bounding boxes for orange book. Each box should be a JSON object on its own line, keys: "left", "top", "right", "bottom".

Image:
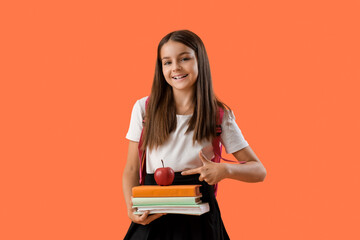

{"left": 132, "top": 185, "right": 202, "bottom": 197}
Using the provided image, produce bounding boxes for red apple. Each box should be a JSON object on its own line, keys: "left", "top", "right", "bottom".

{"left": 154, "top": 160, "right": 175, "bottom": 186}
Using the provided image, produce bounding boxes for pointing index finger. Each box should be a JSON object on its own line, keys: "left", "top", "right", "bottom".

{"left": 181, "top": 167, "right": 202, "bottom": 175}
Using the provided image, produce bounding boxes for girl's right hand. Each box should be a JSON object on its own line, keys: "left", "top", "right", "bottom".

{"left": 127, "top": 208, "right": 166, "bottom": 225}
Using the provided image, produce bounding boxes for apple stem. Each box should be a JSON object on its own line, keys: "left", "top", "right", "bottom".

{"left": 161, "top": 159, "right": 164, "bottom": 168}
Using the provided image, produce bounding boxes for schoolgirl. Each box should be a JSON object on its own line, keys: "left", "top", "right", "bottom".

{"left": 122, "top": 29, "right": 266, "bottom": 240}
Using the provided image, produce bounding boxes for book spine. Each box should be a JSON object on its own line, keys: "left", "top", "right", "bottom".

{"left": 132, "top": 187, "right": 200, "bottom": 197}
{"left": 132, "top": 197, "right": 200, "bottom": 206}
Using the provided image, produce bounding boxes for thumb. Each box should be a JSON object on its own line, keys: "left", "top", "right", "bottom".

{"left": 199, "top": 151, "right": 212, "bottom": 164}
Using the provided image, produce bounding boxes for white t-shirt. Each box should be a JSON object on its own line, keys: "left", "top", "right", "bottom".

{"left": 126, "top": 96, "right": 249, "bottom": 174}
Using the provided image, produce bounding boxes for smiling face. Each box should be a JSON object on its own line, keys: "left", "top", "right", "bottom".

{"left": 160, "top": 40, "right": 198, "bottom": 93}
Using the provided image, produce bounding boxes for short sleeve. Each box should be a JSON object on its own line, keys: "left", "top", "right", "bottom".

{"left": 220, "top": 110, "right": 249, "bottom": 154}
{"left": 125, "top": 97, "right": 147, "bottom": 142}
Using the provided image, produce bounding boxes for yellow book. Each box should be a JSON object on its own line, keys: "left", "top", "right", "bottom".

{"left": 132, "top": 185, "right": 202, "bottom": 197}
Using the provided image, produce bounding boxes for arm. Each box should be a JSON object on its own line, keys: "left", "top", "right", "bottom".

{"left": 122, "top": 141, "right": 140, "bottom": 212}
{"left": 181, "top": 146, "right": 266, "bottom": 185}
{"left": 224, "top": 146, "right": 266, "bottom": 182}
{"left": 122, "top": 140, "right": 165, "bottom": 225}
{"left": 219, "top": 110, "right": 266, "bottom": 182}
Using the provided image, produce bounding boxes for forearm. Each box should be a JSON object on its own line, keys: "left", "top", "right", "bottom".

{"left": 223, "top": 161, "right": 266, "bottom": 183}
{"left": 122, "top": 168, "right": 140, "bottom": 211}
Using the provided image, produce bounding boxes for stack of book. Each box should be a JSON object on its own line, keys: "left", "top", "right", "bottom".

{"left": 132, "top": 185, "right": 209, "bottom": 216}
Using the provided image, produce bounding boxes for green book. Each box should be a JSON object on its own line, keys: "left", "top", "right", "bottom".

{"left": 132, "top": 195, "right": 202, "bottom": 206}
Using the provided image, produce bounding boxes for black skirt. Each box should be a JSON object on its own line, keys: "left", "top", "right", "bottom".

{"left": 124, "top": 172, "right": 230, "bottom": 240}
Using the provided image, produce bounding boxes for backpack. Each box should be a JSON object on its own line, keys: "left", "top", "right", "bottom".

{"left": 137, "top": 97, "right": 245, "bottom": 197}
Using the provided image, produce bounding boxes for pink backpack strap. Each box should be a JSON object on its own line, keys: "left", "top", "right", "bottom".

{"left": 138, "top": 97, "right": 150, "bottom": 185}
{"left": 212, "top": 107, "right": 246, "bottom": 197}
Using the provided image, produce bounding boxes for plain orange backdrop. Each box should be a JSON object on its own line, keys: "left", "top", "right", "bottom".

{"left": 1, "top": 0, "right": 359, "bottom": 239}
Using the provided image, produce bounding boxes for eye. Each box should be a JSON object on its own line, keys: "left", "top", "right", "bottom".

{"left": 163, "top": 57, "right": 190, "bottom": 66}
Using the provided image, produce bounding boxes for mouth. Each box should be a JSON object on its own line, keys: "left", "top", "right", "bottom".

{"left": 172, "top": 74, "right": 188, "bottom": 80}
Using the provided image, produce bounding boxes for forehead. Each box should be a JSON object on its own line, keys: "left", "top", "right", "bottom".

{"left": 160, "top": 40, "right": 195, "bottom": 59}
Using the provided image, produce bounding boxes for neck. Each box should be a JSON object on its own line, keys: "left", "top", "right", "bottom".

{"left": 172, "top": 88, "right": 195, "bottom": 115}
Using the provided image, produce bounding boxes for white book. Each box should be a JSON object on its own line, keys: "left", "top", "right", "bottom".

{"left": 133, "top": 202, "right": 210, "bottom": 216}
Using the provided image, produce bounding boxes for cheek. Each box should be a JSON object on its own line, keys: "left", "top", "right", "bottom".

{"left": 191, "top": 63, "right": 198, "bottom": 75}
{"left": 162, "top": 68, "right": 170, "bottom": 78}
{"left": 162, "top": 69, "right": 172, "bottom": 84}
{"left": 192, "top": 67, "right": 199, "bottom": 78}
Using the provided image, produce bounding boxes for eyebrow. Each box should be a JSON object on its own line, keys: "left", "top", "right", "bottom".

{"left": 161, "top": 52, "right": 192, "bottom": 60}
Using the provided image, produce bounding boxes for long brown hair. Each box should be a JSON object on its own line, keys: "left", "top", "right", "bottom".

{"left": 142, "top": 30, "right": 229, "bottom": 150}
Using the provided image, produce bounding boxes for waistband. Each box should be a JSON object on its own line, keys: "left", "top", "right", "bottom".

{"left": 144, "top": 172, "right": 202, "bottom": 185}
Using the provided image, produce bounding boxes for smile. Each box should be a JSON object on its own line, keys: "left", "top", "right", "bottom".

{"left": 172, "top": 74, "right": 188, "bottom": 80}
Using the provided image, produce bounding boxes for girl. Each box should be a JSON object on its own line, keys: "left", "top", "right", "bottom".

{"left": 123, "top": 30, "right": 266, "bottom": 240}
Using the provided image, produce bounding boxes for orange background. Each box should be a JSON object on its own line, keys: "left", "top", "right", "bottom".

{"left": 1, "top": 0, "right": 359, "bottom": 239}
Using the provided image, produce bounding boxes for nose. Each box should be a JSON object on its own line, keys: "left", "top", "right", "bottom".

{"left": 172, "top": 61, "right": 181, "bottom": 71}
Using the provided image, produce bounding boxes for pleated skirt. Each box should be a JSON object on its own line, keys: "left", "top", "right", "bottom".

{"left": 124, "top": 172, "right": 230, "bottom": 240}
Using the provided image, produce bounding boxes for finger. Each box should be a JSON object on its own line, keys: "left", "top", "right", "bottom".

{"left": 145, "top": 213, "right": 166, "bottom": 224}
{"left": 199, "top": 151, "right": 212, "bottom": 164}
{"left": 199, "top": 175, "right": 205, "bottom": 182}
{"left": 181, "top": 167, "right": 202, "bottom": 175}
{"left": 207, "top": 180, "right": 214, "bottom": 185}
{"left": 138, "top": 210, "right": 150, "bottom": 221}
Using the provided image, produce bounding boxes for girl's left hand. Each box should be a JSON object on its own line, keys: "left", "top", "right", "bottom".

{"left": 181, "top": 152, "right": 227, "bottom": 185}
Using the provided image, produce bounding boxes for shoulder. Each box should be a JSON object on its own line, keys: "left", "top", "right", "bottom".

{"left": 126, "top": 97, "right": 149, "bottom": 142}
{"left": 223, "top": 109, "right": 236, "bottom": 121}
{"left": 217, "top": 105, "right": 236, "bottom": 123}
{"left": 216, "top": 102, "right": 236, "bottom": 121}
{"left": 132, "top": 96, "right": 149, "bottom": 114}
{"left": 220, "top": 109, "right": 239, "bottom": 130}
{"left": 137, "top": 96, "right": 149, "bottom": 110}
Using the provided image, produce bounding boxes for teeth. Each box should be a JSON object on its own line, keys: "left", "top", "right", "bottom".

{"left": 173, "top": 74, "right": 187, "bottom": 79}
